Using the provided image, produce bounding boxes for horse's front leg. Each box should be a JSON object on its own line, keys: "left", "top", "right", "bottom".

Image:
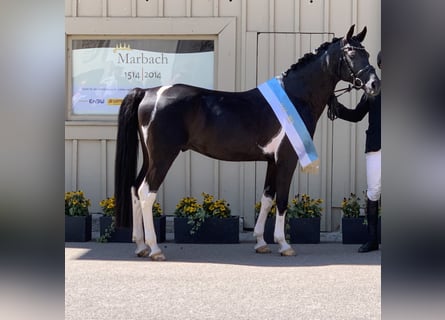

{"left": 131, "top": 187, "right": 150, "bottom": 257}
{"left": 253, "top": 194, "right": 273, "bottom": 253}
{"left": 274, "top": 210, "right": 296, "bottom": 256}
{"left": 138, "top": 182, "right": 165, "bottom": 261}
{"left": 274, "top": 159, "right": 297, "bottom": 256}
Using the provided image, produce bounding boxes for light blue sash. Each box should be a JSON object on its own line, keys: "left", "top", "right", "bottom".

{"left": 258, "top": 77, "right": 319, "bottom": 173}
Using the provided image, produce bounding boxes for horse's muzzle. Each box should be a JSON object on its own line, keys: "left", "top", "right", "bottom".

{"left": 365, "top": 74, "right": 381, "bottom": 96}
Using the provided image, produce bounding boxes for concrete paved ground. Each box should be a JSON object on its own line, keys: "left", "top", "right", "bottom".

{"left": 66, "top": 234, "right": 381, "bottom": 320}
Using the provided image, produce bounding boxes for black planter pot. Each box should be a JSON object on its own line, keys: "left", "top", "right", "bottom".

{"left": 100, "top": 215, "right": 166, "bottom": 243}
{"left": 342, "top": 216, "right": 381, "bottom": 244}
{"left": 154, "top": 215, "right": 166, "bottom": 243}
{"left": 261, "top": 216, "right": 321, "bottom": 244}
{"left": 288, "top": 217, "right": 321, "bottom": 244}
{"left": 65, "top": 215, "right": 92, "bottom": 242}
{"left": 174, "top": 216, "right": 239, "bottom": 243}
{"left": 99, "top": 216, "right": 131, "bottom": 242}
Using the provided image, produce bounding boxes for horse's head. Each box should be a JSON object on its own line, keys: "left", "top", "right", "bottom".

{"left": 335, "top": 25, "right": 381, "bottom": 96}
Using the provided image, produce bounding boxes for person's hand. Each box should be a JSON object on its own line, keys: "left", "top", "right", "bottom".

{"left": 327, "top": 94, "right": 340, "bottom": 120}
{"left": 328, "top": 94, "right": 338, "bottom": 108}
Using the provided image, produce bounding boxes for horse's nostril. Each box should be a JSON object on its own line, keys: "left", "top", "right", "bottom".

{"left": 371, "top": 80, "right": 380, "bottom": 91}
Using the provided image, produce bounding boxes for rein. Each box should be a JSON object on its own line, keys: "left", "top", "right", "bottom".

{"left": 334, "top": 84, "right": 353, "bottom": 98}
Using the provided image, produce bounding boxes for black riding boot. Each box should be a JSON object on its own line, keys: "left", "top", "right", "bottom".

{"left": 358, "top": 199, "right": 379, "bottom": 253}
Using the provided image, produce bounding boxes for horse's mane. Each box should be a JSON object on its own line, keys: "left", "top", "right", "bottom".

{"left": 283, "top": 36, "right": 342, "bottom": 75}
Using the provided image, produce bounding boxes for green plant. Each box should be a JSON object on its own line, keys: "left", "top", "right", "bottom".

{"left": 174, "top": 193, "right": 231, "bottom": 234}
{"left": 254, "top": 200, "right": 277, "bottom": 218}
{"left": 65, "top": 190, "right": 91, "bottom": 216}
{"left": 174, "top": 196, "right": 205, "bottom": 235}
{"left": 201, "top": 192, "right": 231, "bottom": 218}
{"left": 341, "top": 193, "right": 362, "bottom": 218}
{"left": 287, "top": 193, "right": 323, "bottom": 218}
{"left": 152, "top": 202, "right": 163, "bottom": 217}
{"left": 99, "top": 196, "right": 115, "bottom": 216}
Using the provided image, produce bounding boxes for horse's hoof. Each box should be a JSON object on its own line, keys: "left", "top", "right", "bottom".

{"left": 150, "top": 252, "right": 166, "bottom": 261}
{"left": 136, "top": 248, "right": 150, "bottom": 257}
{"left": 255, "top": 245, "right": 272, "bottom": 254}
{"left": 280, "top": 248, "right": 297, "bottom": 256}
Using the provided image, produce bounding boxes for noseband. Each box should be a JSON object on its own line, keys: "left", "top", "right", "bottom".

{"left": 339, "top": 45, "right": 374, "bottom": 90}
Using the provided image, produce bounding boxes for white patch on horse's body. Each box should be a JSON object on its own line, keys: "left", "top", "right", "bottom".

{"left": 141, "top": 85, "right": 173, "bottom": 142}
{"left": 259, "top": 128, "right": 285, "bottom": 162}
{"left": 324, "top": 51, "right": 330, "bottom": 67}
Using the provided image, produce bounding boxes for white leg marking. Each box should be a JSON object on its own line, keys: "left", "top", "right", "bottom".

{"left": 138, "top": 182, "right": 162, "bottom": 258}
{"left": 274, "top": 210, "right": 294, "bottom": 254}
{"left": 260, "top": 128, "right": 285, "bottom": 162}
{"left": 131, "top": 187, "right": 149, "bottom": 255}
{"left": 253, "top": 194, "right": 273, "bottom": 250}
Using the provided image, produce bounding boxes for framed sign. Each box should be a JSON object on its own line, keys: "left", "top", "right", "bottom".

{"left": 70, "top": 39, "right": 214, "bottom": 116}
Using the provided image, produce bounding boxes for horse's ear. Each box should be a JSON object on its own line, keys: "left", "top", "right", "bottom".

{"left": 355, "top": 26, "right": 367, "bottom": 42}
{"left": 342, "top": 24, "right": 355, "bottom": 46}
{"left": 346, "top": 25, "right": 355, "bottom": 40}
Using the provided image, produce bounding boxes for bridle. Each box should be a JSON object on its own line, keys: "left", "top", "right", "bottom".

{"left": 335, "top": 44, "right": 374, "bottom": 97}
{"left": 328, "top": 43, "right": 374, "bottom": 121}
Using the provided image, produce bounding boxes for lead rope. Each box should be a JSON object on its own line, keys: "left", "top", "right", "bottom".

{"left": 328, "top": 84, "right": 353, "bottom": 120}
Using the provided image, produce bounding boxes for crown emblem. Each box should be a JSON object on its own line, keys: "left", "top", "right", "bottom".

{"left": 113, "top": 43, "right": 132, "bottom": 53}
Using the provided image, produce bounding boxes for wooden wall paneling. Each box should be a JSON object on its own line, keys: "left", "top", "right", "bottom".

{"left": 106, "top": 140, "right": 116, "bottom": 197}
{"left": 163, "top": 0, "right": 187, "bottom": 17}
{"left": 77, "top": 0, "right": 103, "bottom": 17}
{"left": 77, "top": 140, "right": 102, "bottom": 213}
{"left": 136, "top": 0, "right": 160, "bottom": 17}
{"left": 108, "top": 0, "right": 132, "bottom": 17}
{"left": 274, "top": 0, "right": 295, "bottom": 32}
{"left": 300, "top": 0, "right": 325, "bottom": 32}
{"left": 191, "top": 0, "right": 214, "bottom": 17}
{"left": 246, "top": 0, "right": 269, "bottom": 32}
{"left": 65, "top": 140, "right": 74, "bottom": 191}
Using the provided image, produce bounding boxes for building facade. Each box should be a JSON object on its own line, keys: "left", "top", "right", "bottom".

{"left": 65, "top": 0, "right": 381, "bottom": 231}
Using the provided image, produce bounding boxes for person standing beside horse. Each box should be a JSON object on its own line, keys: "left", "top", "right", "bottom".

{"left": 328, "top": 51, "right": 381, "bottom": 253}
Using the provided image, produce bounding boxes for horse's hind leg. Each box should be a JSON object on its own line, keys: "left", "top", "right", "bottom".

{"left": 138, "top": 182, "right": 165, "bottom": 261}
{"left": 131, "top": 187, "right": 149, "bottom": 257}
{"left": 253, "top": 161, "right": 276, "bottom": 253}
{"left": 138, "top": 147, "right": 180, "bottom": 261}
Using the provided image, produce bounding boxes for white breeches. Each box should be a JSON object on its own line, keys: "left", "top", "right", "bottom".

{"left": 366, "top": 150, "right": 381, "bottom": 201}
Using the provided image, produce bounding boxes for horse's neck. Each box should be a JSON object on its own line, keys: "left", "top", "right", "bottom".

{"left": 283, "top": 63, "right": 338, "bottom": 122}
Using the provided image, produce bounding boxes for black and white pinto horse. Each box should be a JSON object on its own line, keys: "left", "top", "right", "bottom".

{"left": 114, "top": 25, "right": 380, "bottom": 260}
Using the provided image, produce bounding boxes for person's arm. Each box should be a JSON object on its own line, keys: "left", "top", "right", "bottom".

{"left": 328, "top": 94, "right": 370, "bottom": 122}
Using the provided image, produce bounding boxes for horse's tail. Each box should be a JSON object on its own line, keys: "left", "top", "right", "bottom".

{"left": 114, "top": 88, "right": 145, "bottom": 228}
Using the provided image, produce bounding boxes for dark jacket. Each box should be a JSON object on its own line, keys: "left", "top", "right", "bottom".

{"left": 335, "top": 93, "right": 381, "bottom": 153}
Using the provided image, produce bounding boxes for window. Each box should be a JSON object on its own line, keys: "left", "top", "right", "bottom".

{"left": 70, "top": 39, "right": 214, "bottom": 116}
{"left": 65, "top": 17, "right": 236, "bottom": 121}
